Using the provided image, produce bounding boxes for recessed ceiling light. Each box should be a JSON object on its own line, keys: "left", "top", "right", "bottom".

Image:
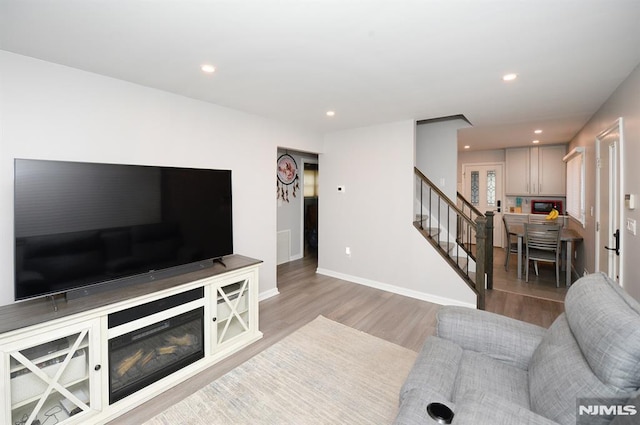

{"left": 326, "top": 110, "right": 336, "bottom": 117}
{"left": 532, "top": 140, "right": 540, "bottom": 144}
{"left": 201, "top": 64, "right": 216, "bottom": 74}
{"left": 534, "top": 129, "right": 543, "bottom": 134}
{"left": 464, "top": 145, "right": 470, "bottom": 149}
{"left": 502, "top": 73, "right": 518, "bottom": 81}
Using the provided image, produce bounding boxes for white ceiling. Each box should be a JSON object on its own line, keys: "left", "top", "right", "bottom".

{"left": 2, "top": 0, "right": 640, "bottom": 151}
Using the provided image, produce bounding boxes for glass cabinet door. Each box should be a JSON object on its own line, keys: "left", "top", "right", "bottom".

{"left": 214, "top": 278, "right": 251, "bottom": 347}
{"left": 3, "top": 321, "right": 100, "bottom": 425}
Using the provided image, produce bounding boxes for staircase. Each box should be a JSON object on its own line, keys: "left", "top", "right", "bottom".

{"left": 414, "top": 167, "right": 493, "bottom": 309}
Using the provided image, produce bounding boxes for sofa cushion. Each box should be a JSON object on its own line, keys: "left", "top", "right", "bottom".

{"left": 529, "top": 314, "right": 630, "bottom": 425}
{"left": 454, "top": 350, "right": 530, "bottom": 409}
{"left": 564, "top": 273, "right": 640, "bottom": 392}
{"left": 454, "top": 390, "right": 558, "bottom": 425}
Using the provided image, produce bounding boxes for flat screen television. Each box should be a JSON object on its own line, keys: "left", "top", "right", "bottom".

{"left": 14, "top": 159, "right": 233, "bottom": 301}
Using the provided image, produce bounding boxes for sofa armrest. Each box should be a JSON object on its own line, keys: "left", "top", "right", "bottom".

{"left": 436, "top": 306, "right": 547, "bottom": 370}
{"left": 393, "top": 387, "right": 457, "bottom": 425}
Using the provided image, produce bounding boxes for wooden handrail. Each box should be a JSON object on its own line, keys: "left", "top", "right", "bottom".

{"left": 456, "top": 191, "right": 484, "bottom": 218}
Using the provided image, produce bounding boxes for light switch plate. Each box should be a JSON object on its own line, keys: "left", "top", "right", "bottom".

{"left": 627, "top": 218, "right": 637, "bottom": 236}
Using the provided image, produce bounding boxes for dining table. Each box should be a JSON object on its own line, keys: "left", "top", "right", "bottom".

{"left": 509, "top": 224, "right": 584, "bottom": 286}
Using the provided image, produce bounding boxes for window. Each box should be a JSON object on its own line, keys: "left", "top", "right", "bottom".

{"left": 470, "top": 171, "right": 479, "bottom": 205}
{"left": 486, "top": 170, "right": 496, "bottom": 207}
{"left": 564, "top": 147, "right": 585, "bottom": 226}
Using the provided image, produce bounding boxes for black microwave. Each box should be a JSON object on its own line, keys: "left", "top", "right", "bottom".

{"left": 531, "top": 200, "right": 563, "bottom": 215}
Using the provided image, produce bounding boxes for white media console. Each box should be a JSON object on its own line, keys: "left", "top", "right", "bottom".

{"left": 0, "top": 255, "right": 262, "bottom": 425}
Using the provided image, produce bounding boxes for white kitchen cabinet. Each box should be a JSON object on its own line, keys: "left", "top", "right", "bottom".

{"left": 537, "top": 145, "right": 567, "bottom": 196}
{"left": 505, "top": 147, "right": 530, "bottom": 195}
{"left": 505, "top": 145, "right": 566, "bottom": 196}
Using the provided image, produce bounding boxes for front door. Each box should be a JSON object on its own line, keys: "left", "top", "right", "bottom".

{"left": 596, "top": 119, "right": 622, "bottom": 283}
{"left": 462, "top": 163, "right": 504, "bottom": 247}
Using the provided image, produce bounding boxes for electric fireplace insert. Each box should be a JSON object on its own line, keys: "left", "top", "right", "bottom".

{"left": 107, "top": 288, "right": 204, "bottom": 404}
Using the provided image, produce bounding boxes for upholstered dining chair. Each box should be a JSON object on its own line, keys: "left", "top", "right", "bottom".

{"left": 502, "top": 215, "right": 527, "bottom": 271}
{"left": 524, "top": 223, "right": 562, "bottom": 287}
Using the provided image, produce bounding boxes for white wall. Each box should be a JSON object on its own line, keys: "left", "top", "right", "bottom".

{"left": 0, "top": 51, "right": 323, "bottom": 306}
{"left": 567, "top": 62, "right": 640, "bottom": 300}
{"left": 318, "top": 120, "right": 476, "bottom": 307}
{"left": 416, "top": 118, "right": 471, "bottom": 201}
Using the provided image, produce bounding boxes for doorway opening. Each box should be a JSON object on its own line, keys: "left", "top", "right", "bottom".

{"left": 276, "top": 149, "right": 319, "bottom": 264}
{"left": 303, "top": 162, "right": 319, "bottom": 258}
{"left": 595, "top": 118, "right": 623, "bottom": 284}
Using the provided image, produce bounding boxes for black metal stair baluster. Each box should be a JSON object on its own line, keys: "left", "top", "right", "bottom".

{"left": 419, "top": 176, "right": 424, "bottom": 229}
{"left": 437, "top": 196, "right": 441, "bottom": 246}
{"left": 428, "top": 186, "right": 432, "bottom": 234}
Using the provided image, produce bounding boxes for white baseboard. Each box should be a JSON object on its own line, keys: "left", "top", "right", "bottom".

{"left": 289, "top": 253, "right": 303, "bottom": 262}
{"left": 259, "top": 288, "right": 280, "bottom": 302}
{"left": 315, "top": 268, "right": 476, "bottom": 309}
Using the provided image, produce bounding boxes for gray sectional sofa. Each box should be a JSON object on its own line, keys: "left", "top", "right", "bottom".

{"left": 394, "top": 272, "right": 640, "bottom": 424}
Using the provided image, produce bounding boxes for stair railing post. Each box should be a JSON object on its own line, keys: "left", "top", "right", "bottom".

{"left": 484, "top": 211, "right": 494, "bottom": 290}
{"left": 475, "top": 216, "right": 487, "bottom": 310}
{"left": 419, "top": 177, "right": 424, "bottom": 229}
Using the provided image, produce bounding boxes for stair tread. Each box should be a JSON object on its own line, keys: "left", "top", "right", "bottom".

{"left": 439, "top": 241, "right": 456, "bottom": 252}
{"left": 413, "top": 224, "right": 440, "bottom": 238}
{"left": 450, "top": 256, "right": 468, "bottom": 268}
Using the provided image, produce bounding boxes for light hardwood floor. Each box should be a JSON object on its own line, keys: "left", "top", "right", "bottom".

{"left": 110, "top": 251, "right": 564, "bottom": 423}
{"left": 487, "top": 246, "right": 566, "bottom": 325}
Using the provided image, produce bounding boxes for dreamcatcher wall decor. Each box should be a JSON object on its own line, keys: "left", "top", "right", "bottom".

{"left": 277, "top": 153, "right": 299, "bottom": 202}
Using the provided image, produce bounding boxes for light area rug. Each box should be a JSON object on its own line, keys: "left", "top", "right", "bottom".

{"left": 143, "top": 316, "right": 418, "bottom": 425}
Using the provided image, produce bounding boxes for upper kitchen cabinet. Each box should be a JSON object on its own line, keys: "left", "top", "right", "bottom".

{"left": 537, "top": 145, "right": 567, "bottom": 196}
{"left": 505, "top": 145, "right": 566, "bottom": 196}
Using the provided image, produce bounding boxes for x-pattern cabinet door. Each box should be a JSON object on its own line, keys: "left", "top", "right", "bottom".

{"left": 0, "top": 318, "right": 102, "bottom": 425}
{"left": 211, "top": 270, "right": 257, "bottom": 353}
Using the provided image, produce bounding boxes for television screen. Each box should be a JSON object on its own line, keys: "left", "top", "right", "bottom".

{"left": 14, "top": 159, "right": 233, "bottom": 301}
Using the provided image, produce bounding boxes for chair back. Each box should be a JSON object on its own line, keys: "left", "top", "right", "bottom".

{"left": 503, "top": 215, "right": 527, "bottom": 241}
{"left": 529, "top": 214, "right": 566, "bottom": 227}
{"left": 505, "top": 214, "right": 528, "bottom": 225}
{"left": 524, "top": 223, "right": 561, "bottom": 252}
{"left": 501, "top": 215, "right": 511, "bottom": 245}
